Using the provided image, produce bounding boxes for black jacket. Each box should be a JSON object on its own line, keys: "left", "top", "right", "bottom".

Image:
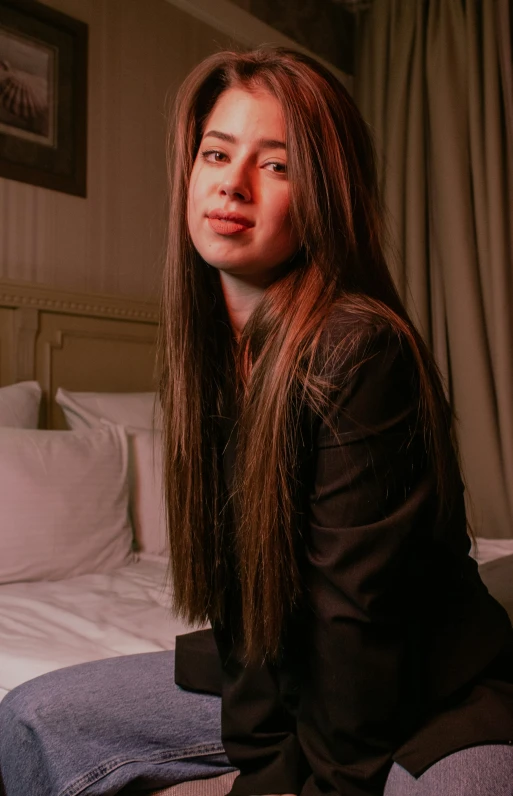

{"left": 175, "top": 312, "right": 513, "bottom": 796}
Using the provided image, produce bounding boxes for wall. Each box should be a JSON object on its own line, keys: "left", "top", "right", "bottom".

{"left": 0, "top": 0, "right": 234, "bottom": 300}
{"left": 162, "top": 0, "right": 351, "bottom": 88}
{"left": 229, "top": 0, "right": 354, "bottom": 74}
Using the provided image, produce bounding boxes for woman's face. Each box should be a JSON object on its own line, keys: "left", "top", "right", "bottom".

{"left": 187, "top": 86, "right": 299, "bottom": 287}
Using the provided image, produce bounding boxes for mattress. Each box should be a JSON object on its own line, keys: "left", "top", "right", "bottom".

{"left": 0, "top": 554, "right": 199, "bottom": 702}
{"left": 1, "top": 540, "right": 512, "bottom": 704}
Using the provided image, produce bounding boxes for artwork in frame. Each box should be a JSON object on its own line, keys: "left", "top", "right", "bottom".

{"left": 0, "top": 0, "right": 87, "bottom": 197}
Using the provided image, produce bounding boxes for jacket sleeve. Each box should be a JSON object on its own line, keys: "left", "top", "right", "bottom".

{"left": 174, "top": 626, "right": 309, "bottom": 794}
{"left": 212, "top": 621, "right": 310, "bottom": 796}
{"left": 296, "top": 323, "right": 439, "bottom": 796}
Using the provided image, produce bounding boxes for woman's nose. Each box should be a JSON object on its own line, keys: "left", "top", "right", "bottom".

{"left": 218, "top": 163, "right": 251, "bottom": 202}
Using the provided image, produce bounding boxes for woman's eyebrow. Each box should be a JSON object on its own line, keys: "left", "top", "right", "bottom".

{"left": 203, "top": 129, "right": 286, "bottom": 151}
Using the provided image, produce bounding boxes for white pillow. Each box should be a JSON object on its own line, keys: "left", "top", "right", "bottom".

{"left": 55, "top": 387, "right": 167, "bottom": 556}
{"left": 55, "top": 388, "right": 161, "bottom": 430}
{"left": 0, "top": 381, "right": 41, "bottom": 428}
{"left": 128, "top": 429, "right": 168, "bottom": 556}
{"left": 0, "top": 426, "right": 133, "bottom": 584}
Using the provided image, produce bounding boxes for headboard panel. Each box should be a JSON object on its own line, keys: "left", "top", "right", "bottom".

{"left": 0, "top": 280, "right": 159, "bottom": 429}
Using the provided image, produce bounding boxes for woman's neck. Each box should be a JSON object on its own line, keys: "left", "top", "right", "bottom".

{"left": 219, "top": 272, "right": 266, "bottom": 339}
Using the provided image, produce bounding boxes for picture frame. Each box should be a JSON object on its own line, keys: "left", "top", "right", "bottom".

{"left": 0, "top": 0, "right": 88, "bottom": 197}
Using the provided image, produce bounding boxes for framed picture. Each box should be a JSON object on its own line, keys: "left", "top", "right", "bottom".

{"left": 0, "top": 0, "right": 87, "bottom": 197}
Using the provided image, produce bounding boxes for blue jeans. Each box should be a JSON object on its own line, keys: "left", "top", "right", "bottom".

{"left": 0, "top": 652, "right": 233, "bottom": 796}
{"left": 1, "top": 651, "right": 512, "bottom": 796}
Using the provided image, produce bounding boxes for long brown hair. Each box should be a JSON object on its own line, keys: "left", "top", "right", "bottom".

{"left": 159, "top": 47, "right": 457, "bottom": 663}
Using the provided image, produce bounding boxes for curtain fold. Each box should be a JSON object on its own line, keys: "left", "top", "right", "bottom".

{"left": 354, "top": 0, "right": 513, "bottom": 538}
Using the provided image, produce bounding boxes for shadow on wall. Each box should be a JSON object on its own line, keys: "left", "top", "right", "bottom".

{"left": 229, "top": 0, "right": 355, "bottom": 74}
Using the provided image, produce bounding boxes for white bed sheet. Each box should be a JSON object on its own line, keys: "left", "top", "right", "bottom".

{"left": 1, "top": 539, "right": 512, "bottom": 704}
{"left": 472, "top": 537, "right": 513, "bottom": 565}
{"left": 0, "top": 554, "right": 200, "bottom": 702}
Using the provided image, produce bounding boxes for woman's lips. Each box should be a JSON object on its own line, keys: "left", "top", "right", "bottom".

{"left": 208, "top": 217, "right": 252, "bottom": 235}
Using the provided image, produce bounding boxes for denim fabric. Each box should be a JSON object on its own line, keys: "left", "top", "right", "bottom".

{"left": 1, "top": 650, "right": 512, "bottom": 796}
{"left": 0, "top": 652, "right": 234, "bottom": 796}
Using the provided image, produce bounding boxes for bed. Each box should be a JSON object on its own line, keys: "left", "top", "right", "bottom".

{"left": 0, "top": 279, "right": 512, "bottom": 796}
{"left": 0, "top": 279, "right": 238, "bottom": 794}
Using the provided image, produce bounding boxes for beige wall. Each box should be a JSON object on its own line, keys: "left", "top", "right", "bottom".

{"left": 229, "top": 0, "right": 354, "bottom": 74}
{"left": 0, "top": 0, "right": 235, "bottom": 300}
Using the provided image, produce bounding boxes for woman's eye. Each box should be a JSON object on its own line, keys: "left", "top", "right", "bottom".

{"left": 199, "top": 150, "right": 286, "bottom": 174}
{"left": 265, "top": 161, "right": 287, "bottom": 174}
{"left": 201, "top": 149, "right": 227, "bottom": 163}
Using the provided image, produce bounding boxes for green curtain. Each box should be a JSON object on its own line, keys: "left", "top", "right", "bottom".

{"left": 354, "top": 0, "right": 513, "bottom": 538}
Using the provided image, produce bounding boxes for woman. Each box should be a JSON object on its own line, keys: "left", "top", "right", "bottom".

{"left": 160, "top": 45, "right": 513, "bottom": 795}
{"left": 1, "top": 46, "right": 513, "bottom": 796}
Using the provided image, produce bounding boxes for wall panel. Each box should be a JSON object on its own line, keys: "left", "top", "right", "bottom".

{"left": 0, "top": 0, "right": 234, "bottom": 300}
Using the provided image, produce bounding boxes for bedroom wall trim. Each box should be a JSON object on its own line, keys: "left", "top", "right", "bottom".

{"left": 12, "top": 308, "right": 39, "bottom": 383}
{"left": 163, "top": 0, "right": 352, "bottom": 90}
{"left": 0, "top": 281, "right": 160, "bottom": 424}
{"left": 0, "top": 280, "right": 159, "bottom": 324}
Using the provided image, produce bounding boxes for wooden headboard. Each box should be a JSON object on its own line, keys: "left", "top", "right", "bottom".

{"left": 0, "top": 280, "right": 159, "bottom": 429}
